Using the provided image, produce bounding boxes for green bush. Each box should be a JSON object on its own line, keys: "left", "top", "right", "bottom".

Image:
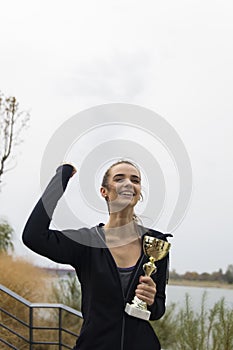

{"left": 49, "top": 272, "right": 83, "bottom": 333}
{"left": 49, "top": 272, "right": 82, "bottom": 311}
{"left": 152, "top": 292, "right": 233, "bottom": 350}
{"left": 150, "top": 303, "right": 177, "bottom": 349}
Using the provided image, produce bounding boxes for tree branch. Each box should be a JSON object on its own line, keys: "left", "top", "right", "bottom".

{"left": 0, "top": 92, "right": 30, "bottom": 186}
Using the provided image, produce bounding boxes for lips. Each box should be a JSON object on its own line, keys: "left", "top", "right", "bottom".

{"left": 119, "top": 191, "right": 135, "bottom": 196}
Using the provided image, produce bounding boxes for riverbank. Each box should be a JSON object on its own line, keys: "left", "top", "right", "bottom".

{"left": 43, "top": 268, "right": 233, "bottom": 290}
{"left": 169, "top": 279, "right": 233, "bottom": 289}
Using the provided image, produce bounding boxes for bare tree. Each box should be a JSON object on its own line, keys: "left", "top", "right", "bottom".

{"left": 0, "top": 91, "right": 30, "bottom": 186}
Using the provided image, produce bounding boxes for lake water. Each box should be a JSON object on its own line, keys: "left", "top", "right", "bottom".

{"left": 166, "top": 284, "right": 233, "bottom": 311}
{"left": 55, "top": 274, "right": 233, "bottom": 312}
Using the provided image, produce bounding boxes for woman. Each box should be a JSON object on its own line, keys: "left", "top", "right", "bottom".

{"left": 22, "top": 160, "right": 170, "bottom": 350}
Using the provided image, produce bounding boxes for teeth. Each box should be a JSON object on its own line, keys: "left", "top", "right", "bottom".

{"left": 120, "top": 192, "right": 134, "bottom": 195}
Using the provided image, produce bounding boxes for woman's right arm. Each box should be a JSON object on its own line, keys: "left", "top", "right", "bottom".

{"left": 22, "top": 164, "right": 83, "bottom": 265}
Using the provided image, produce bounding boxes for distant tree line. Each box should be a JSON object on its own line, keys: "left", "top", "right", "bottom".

{"left": 170, "top": 265, "right": 233, "bottom": 284}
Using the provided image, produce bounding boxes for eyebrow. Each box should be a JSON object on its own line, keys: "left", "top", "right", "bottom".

{"left": 113, "top": 174, "right": 141, "bottom": 180}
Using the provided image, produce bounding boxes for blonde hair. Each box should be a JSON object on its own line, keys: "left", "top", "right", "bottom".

{"left": 101, "top": 160, "right": 141, "bottom": 189}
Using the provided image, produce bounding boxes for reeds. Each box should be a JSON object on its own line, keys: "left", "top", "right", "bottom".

{"left": 0, "top": 254, "right": 50, "bottom": 349}
{"left": 152, "top": 292, "right": 233, "bottom": 350}
{"left": 0, "top": 254, "right": 82, "bottom": 349}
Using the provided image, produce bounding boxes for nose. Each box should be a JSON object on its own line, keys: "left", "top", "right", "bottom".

{"left": 123, "top": 178, "right": 133, "bottom": 188}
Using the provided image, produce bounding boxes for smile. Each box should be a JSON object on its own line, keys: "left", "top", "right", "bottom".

{"left": 118, "top": 191, "right": 135, "bottom": 196}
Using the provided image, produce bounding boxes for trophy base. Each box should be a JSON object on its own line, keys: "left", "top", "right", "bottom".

{"left": 125, "top": 303, "right": 151, "bottom": 320}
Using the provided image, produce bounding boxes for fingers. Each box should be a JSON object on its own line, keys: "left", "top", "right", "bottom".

{"left": 70, "top": 167, "right": 77, "bottom": 177}
{"left": 60, "top": 163, "right": 77, "bottom": 177}
{"left": 135, "top": 276, "right": 157, "bottom": 306}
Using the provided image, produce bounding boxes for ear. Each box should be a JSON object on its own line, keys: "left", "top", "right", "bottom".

{"left": 100, "top": 186, "right": 108, "bottom": 199}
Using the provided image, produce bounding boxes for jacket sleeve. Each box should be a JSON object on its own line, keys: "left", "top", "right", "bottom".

{"left": 148, "top": 254, "right": 169, "bottom": 321}
{"left": 22, "top": 164, "right": 84, "bottom": 266}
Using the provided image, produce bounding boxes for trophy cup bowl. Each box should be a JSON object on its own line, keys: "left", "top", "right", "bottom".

{"left": 143, "top": 236, "right": 171, "bottom": 263}
{"left": 125, "top": 236, "right": 171, "bottom": 320}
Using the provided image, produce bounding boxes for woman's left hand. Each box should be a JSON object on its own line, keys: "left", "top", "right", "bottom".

{"left": 135, "top": 276, "right": 157, "bottom": 306}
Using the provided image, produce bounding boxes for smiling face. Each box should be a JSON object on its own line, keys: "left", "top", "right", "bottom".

{"left": 100, "top": 162, "right": 141, "bottom": 212}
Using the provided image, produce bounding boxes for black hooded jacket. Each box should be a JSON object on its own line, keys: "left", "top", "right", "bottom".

{"left": 22, "top": 165, "right": 170, "bottom": 350}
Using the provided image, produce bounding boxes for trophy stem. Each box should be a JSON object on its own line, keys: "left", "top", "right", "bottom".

{"left": 143, "top": 256, "right": 156, "bottom": 277}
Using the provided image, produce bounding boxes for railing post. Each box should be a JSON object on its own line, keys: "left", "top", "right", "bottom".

{"left": 59, "top": 307, "right": 62, "bottom": 350}
{"left": 29, "top": 307, "right": 33, "bottom": 350}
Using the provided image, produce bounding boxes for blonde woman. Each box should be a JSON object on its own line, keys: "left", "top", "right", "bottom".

{"left": 23, "top": 161, "right": 170, "bottom": 350}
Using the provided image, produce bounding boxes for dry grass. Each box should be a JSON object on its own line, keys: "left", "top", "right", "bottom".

{"left": 0, "top": 254, "right": 51, "bottom": 349}
{"left": 0, "top": 253, "right": 49, "bottom": 301}
{"left": 0, "top": 254, "right": 82, "bottom": 349}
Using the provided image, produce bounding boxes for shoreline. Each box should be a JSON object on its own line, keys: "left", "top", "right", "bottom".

{"left": 43, "top": 268, "right": 233, "bottom": 290}
{"left": 169, "top": 279, "right": 233, "bottom": 289}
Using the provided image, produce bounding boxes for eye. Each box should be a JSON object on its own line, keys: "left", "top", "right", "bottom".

{"left": 133, "top": 179, "right": 140, "bottom": 184}
{"left": 131, "top": 177, "right": 141, "bottom": 184}
{"left": 114, "top": 177, "right": 124, "bottom": 182}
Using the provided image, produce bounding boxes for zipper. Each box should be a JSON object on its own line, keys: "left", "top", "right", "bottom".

{"left": 104, "top": 251, "right": 127, "bottom": 350}
{"left": 95, "top": 226, "right": 145, "bottom": 350}
{"left": 104, "top": 249, "right": 127, "bottom": 350}
{"left": 121, "top": 314, "right": 126, "bottom": 350}
{"left": 120, "top": 254, "right": 145, "bottom": 350}
{"left": 95, "top": 226, "right": 127, "bottom": 350}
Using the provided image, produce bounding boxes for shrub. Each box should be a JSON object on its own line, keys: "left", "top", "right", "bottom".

{"left": 151, "top": 303, "right": 177, "bottom": 349}
{"left": 152, "top": 292, "right": 233, "bottom": 350}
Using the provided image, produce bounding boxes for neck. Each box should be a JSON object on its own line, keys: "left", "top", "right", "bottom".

{"left": 104, "top": 216, "right": 140, "bottom": 247}
{"left": 104, "top": 208, "right": 135, "bottom": 228}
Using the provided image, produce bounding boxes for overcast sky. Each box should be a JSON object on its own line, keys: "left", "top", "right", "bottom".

{"left": 0, "top": 0, "right": 233, "bottom": 274}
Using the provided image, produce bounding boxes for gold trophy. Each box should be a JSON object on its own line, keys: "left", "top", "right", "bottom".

{"left": 125, "top": 236, "right": 171, "bottom": 320}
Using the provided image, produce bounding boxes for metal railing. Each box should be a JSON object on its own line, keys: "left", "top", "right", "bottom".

{"left": 0, "top": 284, "right": 83, "bottom": 349}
